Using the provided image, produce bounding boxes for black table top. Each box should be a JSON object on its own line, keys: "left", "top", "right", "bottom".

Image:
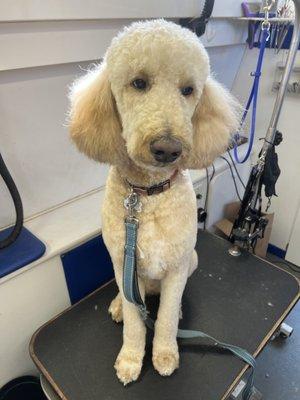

{"left": 30, "top": 231, "right": 299, "bottom": 400}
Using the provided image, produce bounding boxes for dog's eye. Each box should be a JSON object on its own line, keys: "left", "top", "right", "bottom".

{"left": 181, "top": 86, "right": 194, "bottom": 96}
{"left": 131, "top": 78, "right": 147, "bottom": 90}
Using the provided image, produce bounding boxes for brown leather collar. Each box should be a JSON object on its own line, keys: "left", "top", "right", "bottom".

{"left": 126, "top": 169, "right": 179, "bottom": 196}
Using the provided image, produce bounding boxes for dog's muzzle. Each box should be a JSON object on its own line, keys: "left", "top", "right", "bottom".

{"left": 150, "top": 135, "right": 182, "bottom": 164}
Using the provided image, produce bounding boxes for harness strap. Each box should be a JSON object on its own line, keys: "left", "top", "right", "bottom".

{"left": 234, "top": 28, "right": 269, "bottom": 164}
{"left": 123, "top": 219, "right": 256, "bottom": 400}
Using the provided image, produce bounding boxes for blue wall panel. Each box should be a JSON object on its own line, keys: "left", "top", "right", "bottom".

{"left": 0, "top": 227, "right": 46, "bottom": 278}
{"left": 267, "top": 243, "right": 286, "bottom": 259}
{"left": 61, "top": 235, "right": 114, "bottom": 304}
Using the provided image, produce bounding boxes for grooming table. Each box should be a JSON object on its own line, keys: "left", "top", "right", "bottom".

{"left": 30, "top": 231, "right": 299, "bottom": 400}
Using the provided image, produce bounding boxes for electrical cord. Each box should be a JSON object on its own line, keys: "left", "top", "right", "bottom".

{"left": 209, "top": 163, "right": 216, "bottom": 182}
{"left": 227, "top": 150, "right": 246, "bottom": 189}
{"left": 219, "top": 156, "right": 243, "bottom": 202}
{"left": 204, "top": 168, "right": 209, "bottom": 210}
{"left": 202, "top": 161, "right": 237, "bottom": 230}
{"left": 0, "top": 152, "right": 24, "bottom": 249}
{"left": 273, "top": 259, "right": 300, "bottom": 275}
{"left": 203, "top": 164, "right": 215, "bottom": 230}
{"left": 203, "top": 168, "right": 209, "bottom": 231}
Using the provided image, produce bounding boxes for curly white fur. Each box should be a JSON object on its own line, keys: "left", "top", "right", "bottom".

{"left": 69, "top": 19, "right": 240, "bottom": 385}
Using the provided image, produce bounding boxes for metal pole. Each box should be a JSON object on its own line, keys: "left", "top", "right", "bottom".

{"left": 261, "top": 0, "right": 300, "bottom": 158}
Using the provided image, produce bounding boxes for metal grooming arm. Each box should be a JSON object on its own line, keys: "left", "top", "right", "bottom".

{"left": 262, "top": 0, "right": 300, "bottom": 157}
{"left": 229, "top": 0, "right": 300, "bottom": 256}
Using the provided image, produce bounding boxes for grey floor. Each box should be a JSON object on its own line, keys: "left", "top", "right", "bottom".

{"left": 254, "top": 255, "right": 300, "bottom": 400}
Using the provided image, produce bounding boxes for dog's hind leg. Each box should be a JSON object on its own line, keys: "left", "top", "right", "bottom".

{"left": 108, "top": 292, "right": 123, "bottom": 323}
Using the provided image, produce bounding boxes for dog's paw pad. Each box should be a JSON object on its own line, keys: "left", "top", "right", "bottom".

{"left": 108, "top": 296, "right": 123, "bottom": 323}
{"left": 114, "top": 352, "right": 142, "bottom": 385}
{"left": 153, "top": 350, "right": 179, "bottom": 376}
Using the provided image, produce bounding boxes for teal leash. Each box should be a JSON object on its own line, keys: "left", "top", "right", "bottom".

{"left": 123, "top": 213, "right": 256, "bottom": 400}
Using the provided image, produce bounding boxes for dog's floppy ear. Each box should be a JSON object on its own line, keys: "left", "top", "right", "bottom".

{"left": 188, "top": 77, "right": 240, "bottom": 169}
{"left": 69, "top": 62, "right": 125, "bottom": 164}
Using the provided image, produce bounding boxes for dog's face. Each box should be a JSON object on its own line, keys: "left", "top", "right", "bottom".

{"left": 69, "top": 20, "right": 239, "bottom": 170}
{"left": 106, "top": 22, "right": 209, "bottom": 170}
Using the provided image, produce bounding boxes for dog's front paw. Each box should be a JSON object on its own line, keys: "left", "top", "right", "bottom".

{"left": 108, "top": 293, "right": 123, "bottom": 323}
{"left": 114, "top": 346, "right": 143, "bottom": 385}
{"left": 153, "top": 346, "right": 179, "bottom": 376}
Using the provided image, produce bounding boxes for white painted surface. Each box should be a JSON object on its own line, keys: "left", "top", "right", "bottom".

{"left": 0, "top": 62, "right": 109, "bottom": 229}
{"left": 207, "top": 44, "right": 246, "bottom": 89}
{"left": 201, "top": 20, "right": 246, "bottom": 48}
{"left": 0, "top": 19, "right": 246, "bottom": 72}
{"left": 286, "top": 198, "right": 300, "bottom": 265}
{"left": 0, "top": 256, "right": 71, "bottom": 386}
{"left": 0, "top": 20, "right": 131, "bottom": 71}
{"left": 0, "top": 0, "right": 244, "bottom": 22}
{"left": 232, "top": 48, "right": 300, "bottom": 250}
{"left": 0, "top": 0, "right": 204, "bottom": 21}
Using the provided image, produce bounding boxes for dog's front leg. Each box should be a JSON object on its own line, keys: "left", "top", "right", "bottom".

{"left": 114, "top": 276, "right": 146, "bottom": 385}
{"left": 153, "top": 268, "right": 188, "bottom": 376}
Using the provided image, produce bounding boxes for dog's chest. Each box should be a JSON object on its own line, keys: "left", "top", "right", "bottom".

{"left": 102, "top": 170, "right": 197, "bottom": 279}
{"left": 136, "top": 200, "right": 197, "bottom": 278}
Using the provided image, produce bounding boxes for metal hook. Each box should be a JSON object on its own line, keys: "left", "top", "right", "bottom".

{"left": 261, "top": 0, "right": 275, "bottom": 32}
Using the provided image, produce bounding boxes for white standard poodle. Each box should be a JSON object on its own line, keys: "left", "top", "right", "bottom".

{"left": 69, "top": 19, "right": 239, "bottom": 385}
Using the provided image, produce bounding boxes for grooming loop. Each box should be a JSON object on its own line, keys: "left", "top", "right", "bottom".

{"left": 233, "top": 27, "right": 269, "bottom": 164}
{"left": 233, "top": 1, "right": 274, "bottom": 164}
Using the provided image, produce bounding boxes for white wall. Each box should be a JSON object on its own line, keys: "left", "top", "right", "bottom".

{"left": 0, "top": 0, "right": 205, "bottom": 21}
{"left": 0, "top": 0, "right": 245, "bottom": 21}
{"left": 0, "top": 61, "right": 110, "bottom": 227}
{"left": 0, "top": 256, "right": 71, "bottom": 386}
{"left": 0, "top": 61, "right": 110, "bottom": 228}
{"left": 207, "top": 44, "right": 245, "bottom": 88}
{"left": 232, "top": 48, "right": 300, "bottom": 250}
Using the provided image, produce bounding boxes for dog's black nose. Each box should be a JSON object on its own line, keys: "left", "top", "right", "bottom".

{"left": 150, "top": 137, "right": 182, "bottom": 163}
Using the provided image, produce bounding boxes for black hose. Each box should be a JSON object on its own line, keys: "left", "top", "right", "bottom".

{"left": 0, "top": 152, "right": 23, "bottom": 249}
